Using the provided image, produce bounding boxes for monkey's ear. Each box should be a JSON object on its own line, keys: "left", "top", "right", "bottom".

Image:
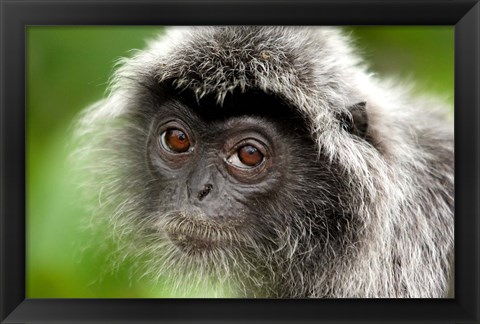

{"left": 340, "top": 101, "right": 368, "bottom": 139}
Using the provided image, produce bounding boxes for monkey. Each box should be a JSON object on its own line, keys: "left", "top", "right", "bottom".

{"left": 73, "top": 27, "right": 454, "bottom": 298}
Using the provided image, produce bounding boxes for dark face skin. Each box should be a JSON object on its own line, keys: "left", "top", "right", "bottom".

{"left": 143, "top": 90, "right": 336, "bottom": 258}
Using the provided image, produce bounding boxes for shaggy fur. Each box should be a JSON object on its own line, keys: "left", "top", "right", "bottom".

{"left": 73, "top": 27, "right": 454, "bottom": 297}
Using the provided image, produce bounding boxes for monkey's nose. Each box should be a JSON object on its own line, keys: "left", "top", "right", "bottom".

{"left": 197, "top": 184, "right": 213, "bottom": 201}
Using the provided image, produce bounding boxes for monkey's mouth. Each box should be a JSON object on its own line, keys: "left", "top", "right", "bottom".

{"left": 166, "top": 231, "right": 223, "bottom": 254}
{"left": 160, "top": 212, "right": 249, "bottom": 255}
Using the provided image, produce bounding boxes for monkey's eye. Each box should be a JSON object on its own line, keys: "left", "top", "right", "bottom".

{"left": 238, "top": 145, "right": 264, "bottom": 167}
{"left": 161, "top": 129, "right": 191, "bottom": 153}
{"left": 227, "top": 144, "right": 264, "bottom": 169}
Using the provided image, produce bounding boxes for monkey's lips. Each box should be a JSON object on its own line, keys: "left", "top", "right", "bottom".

{"left": 162, "top": 213, "right": 247, "bottom": 255}
{"left": 167, "top": 231, "right": 222, "bottom": 254}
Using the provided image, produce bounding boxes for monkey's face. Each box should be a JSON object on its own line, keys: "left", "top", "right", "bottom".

{"left": 144, "top": 92, "right": 315, "bottom": 259}
{"left": 129, "top": 89, "right": 346, "bottom": 270}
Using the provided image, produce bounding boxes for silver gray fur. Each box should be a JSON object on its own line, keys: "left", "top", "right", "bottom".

{"left": 74, "top": 27, "right": 454, "bottom": 298}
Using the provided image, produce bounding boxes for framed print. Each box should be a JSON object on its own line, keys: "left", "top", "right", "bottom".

{"left": 1, "top": 0, "right": 479, "bottom": 323}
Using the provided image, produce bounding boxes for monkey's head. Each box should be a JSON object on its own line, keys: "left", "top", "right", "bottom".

{"left": 75, "top": 27, "right": 454, "bottom": 298}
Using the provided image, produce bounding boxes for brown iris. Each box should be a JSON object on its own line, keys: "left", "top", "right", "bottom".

{"left": 238, "top": 145, "right": 263, "bottom": 167}
{"left": 164, "top": 129, "right": 191, "bottom": 153}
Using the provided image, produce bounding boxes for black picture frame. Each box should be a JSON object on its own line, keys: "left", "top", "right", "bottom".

{"left": 1, "top": 0, "right": 479, "bottom": 323}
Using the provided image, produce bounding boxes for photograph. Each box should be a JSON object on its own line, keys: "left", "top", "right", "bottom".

{"left": 26, "top": 26, "right": 454, "bottom": 299}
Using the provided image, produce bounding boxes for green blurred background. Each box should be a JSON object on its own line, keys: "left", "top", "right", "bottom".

{"left": 26, "top": 26, "right": 454, "bottom": 298}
